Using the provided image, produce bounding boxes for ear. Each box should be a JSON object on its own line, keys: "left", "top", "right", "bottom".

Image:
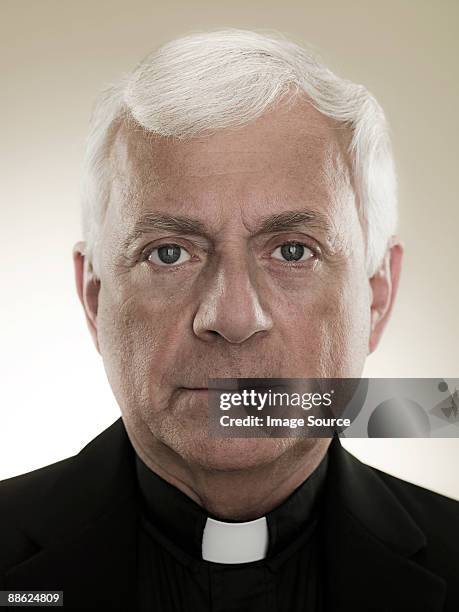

{"left": 368, "top": 237, "right": 404, "bottom": 354}
{"left": 72, "top": 241, "right": 101, "bottom": 354}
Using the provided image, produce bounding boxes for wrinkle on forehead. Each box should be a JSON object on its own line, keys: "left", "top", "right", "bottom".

{"left": 106, "top": 96, "right": 358, "bottom": 249}
{"left": 111, "top": 95, "right": 353, "bottom": 183}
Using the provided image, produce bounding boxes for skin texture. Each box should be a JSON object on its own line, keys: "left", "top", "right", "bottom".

{"left": 73, "top": 96, "right": 403, "bottom": 520}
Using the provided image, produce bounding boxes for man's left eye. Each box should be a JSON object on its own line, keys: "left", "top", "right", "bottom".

{"left": 147, "top": 244, "right": 192, "bottom": 266}
{"left": 271, "top": 243, "right": 314, "bottom": 263}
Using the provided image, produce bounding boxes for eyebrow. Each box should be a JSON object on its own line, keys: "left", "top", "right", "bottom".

{"left": 121, "top": 209, "right": 332, "bottom": 251}
{"left": 255, "top": 210, "right": 331, "bottom": 234}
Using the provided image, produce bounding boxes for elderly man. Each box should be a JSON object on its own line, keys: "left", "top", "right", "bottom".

{"left": 1, "top": 29, "right": 458, "bottom": 611}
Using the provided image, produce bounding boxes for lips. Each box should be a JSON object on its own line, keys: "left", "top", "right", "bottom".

{"left": 183, "top": 383, "right": 290, "bottom": 392}
{"left": 183, "top": 387, "right": 232, "bottom": 392}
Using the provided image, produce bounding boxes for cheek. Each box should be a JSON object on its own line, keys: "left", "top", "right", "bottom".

{"left": 96, "top": 275, "right": 200, "bottom": 419}
{"left": 313, "top": 281, "right": 371, "bottom": 376}
{"left": 275, "top": 275, "right": 370, "bottom": 377}
{"left": 95, "top": 283, "right": 165, "bottom": 410}
{"left": 99, "top": 278, "right": 182, "bottom": 356}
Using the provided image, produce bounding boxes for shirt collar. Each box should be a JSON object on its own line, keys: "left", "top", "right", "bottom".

{"left": 135, "top": 447, "right": 328, "bottom": 563}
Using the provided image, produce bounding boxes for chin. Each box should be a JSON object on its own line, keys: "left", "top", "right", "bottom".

{"left": 183, "top": 437, "right": 292, "bottom": 472}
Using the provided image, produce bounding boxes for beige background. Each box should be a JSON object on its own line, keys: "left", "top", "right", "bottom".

{"left": 1, "top": 1, "right": 458, "bottom": 498}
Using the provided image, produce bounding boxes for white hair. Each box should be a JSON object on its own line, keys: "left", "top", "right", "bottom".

{"left": 80, "top": 28, "right": 397, "bottom": 277}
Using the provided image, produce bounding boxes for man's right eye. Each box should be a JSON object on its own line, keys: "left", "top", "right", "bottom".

{"left": 146, "top": 243, "right": 192, "bottom": 266}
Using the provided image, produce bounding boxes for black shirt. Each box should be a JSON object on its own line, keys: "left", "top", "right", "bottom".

{"left": 134, "top": 451, "right": 329, "bottom": 612}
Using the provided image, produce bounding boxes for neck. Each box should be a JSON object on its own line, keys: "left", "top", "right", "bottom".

{"left": 128, "top": 422, "right": 331, "bottom": 520}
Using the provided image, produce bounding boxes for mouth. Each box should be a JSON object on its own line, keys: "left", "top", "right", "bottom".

{"left": 182, "top": 383, "right": 289, "bottom": 393}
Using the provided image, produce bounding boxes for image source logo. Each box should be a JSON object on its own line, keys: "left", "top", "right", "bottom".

{"left": 207, "top": 378, "right": 459, "bottom": 438}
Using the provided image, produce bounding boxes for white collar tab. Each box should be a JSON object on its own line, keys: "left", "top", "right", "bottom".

{"left": 202, "top": 515, "right": 268, "bottom": 564}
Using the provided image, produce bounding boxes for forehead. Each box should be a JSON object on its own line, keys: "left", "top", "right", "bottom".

{"left": 108, "top": 96, "right": 354, "bottom": 226}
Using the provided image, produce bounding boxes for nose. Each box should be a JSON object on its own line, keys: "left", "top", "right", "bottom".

{"left": 193, "top": 259, "right": 273, "bottom": 344}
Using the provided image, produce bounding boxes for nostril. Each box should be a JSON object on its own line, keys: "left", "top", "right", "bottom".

{"left": 199, "top": 329, "right": 221, "bottom": 340}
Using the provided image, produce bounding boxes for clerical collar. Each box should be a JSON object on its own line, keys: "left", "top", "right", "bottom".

{"left": 135, "top": 449, "right": 328, "bottom": 565}
{"left": 201, "top": 515, "right": 268, "bottom": 563}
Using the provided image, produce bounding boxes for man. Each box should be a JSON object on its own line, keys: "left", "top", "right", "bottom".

{"left": 1, "top": 29, "right": 458, "bottom": 611}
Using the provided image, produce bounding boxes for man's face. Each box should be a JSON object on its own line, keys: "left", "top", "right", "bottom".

{"left": 91, "top": 97, "right": 373, "bottom": 470}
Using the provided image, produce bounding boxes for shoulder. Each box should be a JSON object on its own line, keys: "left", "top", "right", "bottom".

{"left": 0, "top": 419, "right": 131, "bottom": 575}
{"left": 374, "top": 466, "right": 459, "bottom": 525}
{"left": 0, "top": 455, "right": 77, "bottom": 574}
{"left": 0, "top": 418, "right": 128, "bottom": 517}
{"left": 0, "top": 455, "right": 75, "bottom": 513}
{"left": 371, "top": 464, "right": 459, "bottom": 579}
